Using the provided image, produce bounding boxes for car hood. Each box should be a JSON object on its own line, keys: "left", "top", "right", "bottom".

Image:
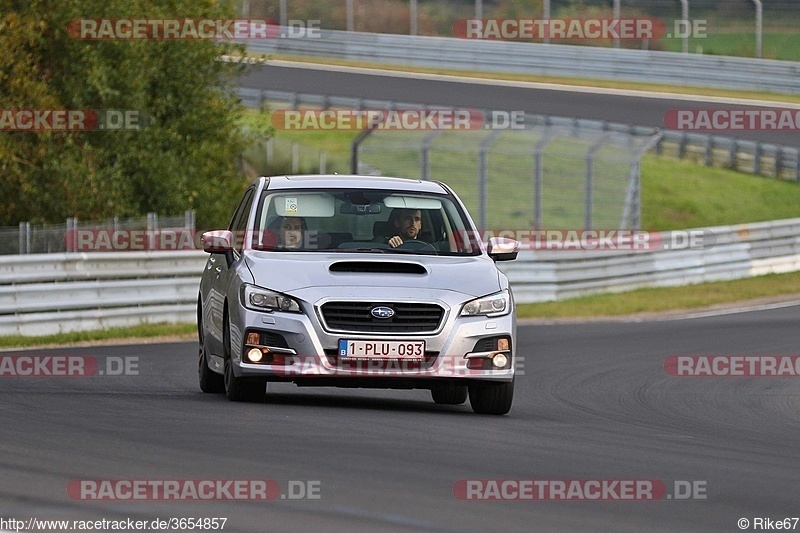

{"left": 243, "top": 251, "right": 502, "bottom": 299}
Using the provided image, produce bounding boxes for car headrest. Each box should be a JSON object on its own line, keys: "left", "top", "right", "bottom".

{"left": 372, "top": 220, "right": 395, "bottom": 239}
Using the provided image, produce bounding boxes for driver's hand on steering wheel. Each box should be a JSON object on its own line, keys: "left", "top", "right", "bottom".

{"left": 388, "top": 236, "right": 403, "bottom": 248}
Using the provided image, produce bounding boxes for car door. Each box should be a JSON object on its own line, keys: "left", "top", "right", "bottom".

{"left": 205, "top": 187, "right": 255, "bottom": 357}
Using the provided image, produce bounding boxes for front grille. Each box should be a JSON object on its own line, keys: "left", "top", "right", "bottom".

{"left": 320, "top": 301, "right": 445, "bottom": 333}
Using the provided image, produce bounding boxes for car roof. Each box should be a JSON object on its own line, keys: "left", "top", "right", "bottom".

{"left": 260, "top": 174, "right": 449, "bottom": 194}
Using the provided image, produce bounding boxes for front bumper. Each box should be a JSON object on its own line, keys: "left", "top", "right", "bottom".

{"left": 226, "top": 292, "right": 516, "bottom": 386}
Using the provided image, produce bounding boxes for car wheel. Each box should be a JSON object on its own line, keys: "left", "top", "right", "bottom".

{"left": 431, "top": 385, "right": 468, "bottom": 405}
{"left": 224, "top": 358, "right": 267, "bottom": 402}
{"left": 199, "top": 345, "right": 225, "bottom": 393}
{"left": 468, "top": 379, "right": 514, "bottom": 415}
{"left": 198, "top": 302, "right": 224, "bottom": 393}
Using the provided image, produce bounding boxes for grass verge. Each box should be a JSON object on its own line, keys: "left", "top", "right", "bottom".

{"left": 0, "top": 323, "right": 196, "bottom": 349}
{"left": 516, "top": 271, "right": 800, "bottom": 319}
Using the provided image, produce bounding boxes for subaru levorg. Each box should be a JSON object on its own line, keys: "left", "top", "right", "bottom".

{"left": 197, "top": 175, "right": 520, "bottom": 415}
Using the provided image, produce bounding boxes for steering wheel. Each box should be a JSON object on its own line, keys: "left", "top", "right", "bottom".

{"left": 397, "top": 239, "right": 438, "bottom": 252}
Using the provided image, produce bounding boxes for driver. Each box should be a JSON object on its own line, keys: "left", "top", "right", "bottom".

{"left": 387, "top": 208, "right": 422, "bottom": 248}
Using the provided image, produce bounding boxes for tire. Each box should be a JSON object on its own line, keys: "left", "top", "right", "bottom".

{"left": 221, "top": 311, "right": 266, "bottom": 402}
{"left": 468, "top": 379, "right": 514, "bottom": 415}
{"left": 431, "top": 385, "right": 468, "bottom": 405}
{"left": 199, "top": 345, "right": 225, "bottom": 393}
{"left": 197, "top": 301, "right": 224, "bottom": 393}
{"left": 224, "top": 358, "right": 267, "bottom": 402}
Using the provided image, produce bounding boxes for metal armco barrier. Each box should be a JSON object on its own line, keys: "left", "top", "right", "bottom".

{"left": 0, "top": 251, "right": 206, "bottom": 336}
{"left": 2, "top": 219, "right": 800, "bottom": 336}
{"left": 242, "top": 29, "right": 800, "bottom": 95}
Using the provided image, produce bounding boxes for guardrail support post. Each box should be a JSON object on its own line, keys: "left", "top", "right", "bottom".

{"left": 678, "top": 133, "right": 687, "bottom": 159}
{"left": 753, "top": 143, "right": 762, "bottom": 175}
{"left": 775, "top": 147, "right": 783, "bottom": 178}
{"left": 705, "top": 136, "right": 713, "bottom": 166}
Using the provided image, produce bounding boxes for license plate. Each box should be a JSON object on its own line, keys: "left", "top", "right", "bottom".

{"left": 338, "top": 339, "right": 425, "bottom": 359}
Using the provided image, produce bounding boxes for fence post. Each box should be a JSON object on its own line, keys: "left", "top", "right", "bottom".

{"left": 775, "top": 146, "right": 783, "bottom": 178}
{"left": 585, "top": 135, "right": 611, "bottom": 229}
{"left": 146, "top": 212, "right": 157, "bottom": 251}
{"left": 478, "top": 130, "right": 502, "bottom": 230}
{"left": 291, "top": 141, "right": 299, "bottom": 173}
{"left": 66, "top": 217, "right": 77, "bottom": 252}
{"left": 266, "top": 137, "right": 273, "bottom": 165}
{"left": 704, "top": 136, "right": 713, "bottom": 166}
{"left": 319, "top": 151, "right": 327, "bottom": 174}
{"left": 420, "top": 130, "right": 443, "bottom": 181}
{"left": 533, "top": 132, "right": 556, "bottom": 230}
{"left": 729, "top": 139, "right": 738, "bottom": 170}
{"left": 19, "top": 221, "right": 30, "bottom": 254}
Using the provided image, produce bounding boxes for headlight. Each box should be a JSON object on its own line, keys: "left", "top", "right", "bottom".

{"left": 241, "top": 284, "right": 302, "bottom": 313}
{"left": 460, "top": 290, "right": 511, "bottom": 317}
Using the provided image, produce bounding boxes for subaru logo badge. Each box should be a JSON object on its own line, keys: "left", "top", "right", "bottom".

{"left": 370, "top": 306, "right": 395, "bottom": 319}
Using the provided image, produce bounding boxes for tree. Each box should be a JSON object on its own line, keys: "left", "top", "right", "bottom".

{"left": 0, "top": 0, "right": 252, "bottom": 228}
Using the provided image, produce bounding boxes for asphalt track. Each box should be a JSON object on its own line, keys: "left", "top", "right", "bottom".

{"left": 241, "top": 62, "right": 800, "bottom": 146}
{"left": 2, "top": 305, "right": 799, "bottom": 532}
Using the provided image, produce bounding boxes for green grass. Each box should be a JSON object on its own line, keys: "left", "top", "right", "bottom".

{"left": 0, "top": 323, "right": 196, "bottom": 349}
{"left": 662, "top": 32, "right": 800, "bottom": 61}
{"left": 516, "top": 271, "right": 800, "bottom": 319}
{"left": 642, "top": 156, "right": 800, "bottom": 230}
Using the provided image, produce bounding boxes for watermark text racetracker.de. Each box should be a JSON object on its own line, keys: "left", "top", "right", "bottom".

{"left": 665, "top": 108, "right": 800, "bottom": 131}
{"left": 67, "top": 18, "right": 321, "bottom": 40}
{"left": 1, "top": 517, "right": 229, "bottom": 532}
{"left": 453, "top": 479, "right": 707, "bottom": 500}
{"left": 665, "top": 355, "right": 800, "bottom": 377}
{"left": 63, "top": 228, "right": 715, "bottom": 253}
{"left": 270, "top": 109, "right": 525, "bottom": 131}
{"left": 0, "top": 355, "right": 139, "bottom": 377}
{"left": 68, "top": 479, "right": 321, "bottom": 501}
{"left": 0, "top": 109, "right": 145, "bottom": 131}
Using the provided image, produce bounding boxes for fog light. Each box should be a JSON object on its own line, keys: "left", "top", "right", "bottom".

{"left": 492, "top": 353, "right": 508, "bottom": 368}
{"left": 497, "top": 338, "right": 509, "bottom": 351}
{"left": 247, "top": 348, "right": 263, "bottom": 363}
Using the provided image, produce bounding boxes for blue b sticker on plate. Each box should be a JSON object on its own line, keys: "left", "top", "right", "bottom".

{"left": 338, "top": 339, "right": 348, "bottom": 356}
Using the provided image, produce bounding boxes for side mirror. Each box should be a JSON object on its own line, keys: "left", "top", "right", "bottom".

{"left": 201, "top": 230, "right": 234, "bottom": 254}
{"left": 487, "top": 237, "right": 519, "bottom": 262}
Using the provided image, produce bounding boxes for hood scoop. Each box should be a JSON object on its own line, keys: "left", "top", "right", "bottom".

{"left": 329, "top": 261, "right": 428, "bottom": 275}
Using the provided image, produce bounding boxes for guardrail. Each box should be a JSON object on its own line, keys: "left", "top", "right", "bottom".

{"left": 0, "top": 251, "right": 205, "bottom": 336}
{"left": 501, "top": 218, "right": 800, "bottom": 302}
{"left": 2, "top": 219, "right": 800, "bottom": 335}
{"left": 239, "top": 88, "right": 800, "bottom": 182}
{"left": 242, "top": 29, "right": 800, "bottom": 95}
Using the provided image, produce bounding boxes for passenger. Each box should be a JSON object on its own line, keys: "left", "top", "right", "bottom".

{"left": 279, "top": 216, "right": 307, "bottom": 249}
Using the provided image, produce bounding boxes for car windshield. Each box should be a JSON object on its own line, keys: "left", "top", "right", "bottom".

{"left": 251, "top": 188, "right": 482, "bottom": 256}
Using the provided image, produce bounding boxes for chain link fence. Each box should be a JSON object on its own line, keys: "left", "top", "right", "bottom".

{"left": 353, "top": 119, "right": 660, "bottom": 231}
{"left": 0, "top": 212, "right": 195, "bottom": 255}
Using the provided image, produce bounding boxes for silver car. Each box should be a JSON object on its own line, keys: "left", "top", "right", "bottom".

{"left": 197, "top": 175, "right": 519, "bottom": 415}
